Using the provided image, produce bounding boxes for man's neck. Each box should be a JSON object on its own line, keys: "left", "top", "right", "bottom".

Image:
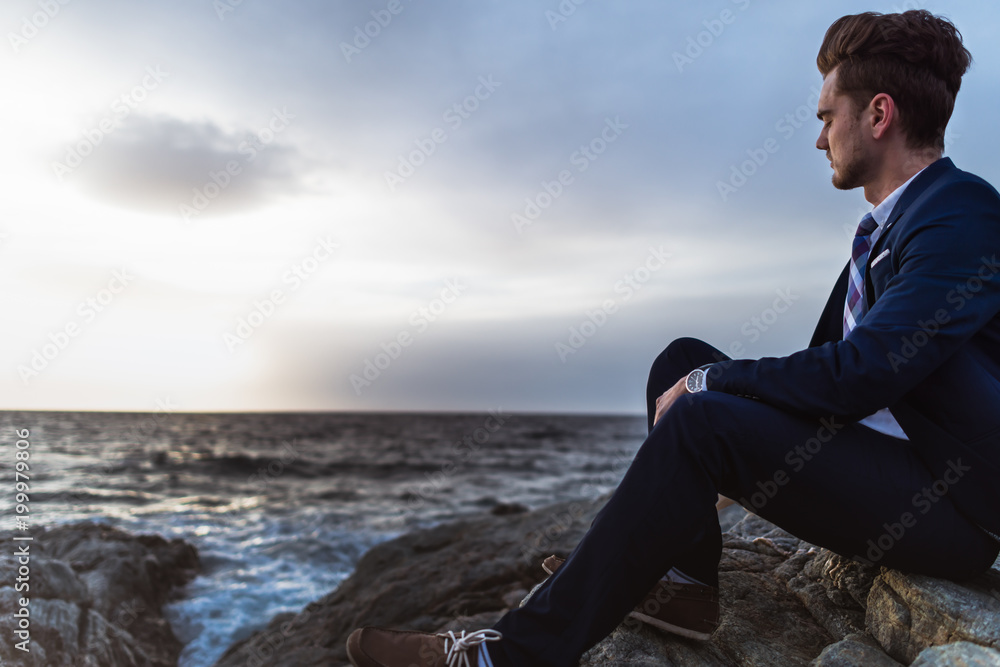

{"left": 864, "top": 149, "right": 943, "bottom": 206}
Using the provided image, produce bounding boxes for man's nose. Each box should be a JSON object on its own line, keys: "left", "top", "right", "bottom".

{"left": 816, "top": 130, "right": 828, "bottom": 151}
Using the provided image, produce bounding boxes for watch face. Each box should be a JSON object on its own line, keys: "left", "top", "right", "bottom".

{"left": 686, "top": 370, "right": 703, "bottom": 393}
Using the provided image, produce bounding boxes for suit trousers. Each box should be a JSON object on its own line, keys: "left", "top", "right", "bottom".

{"left": 489, "top": 337, "right": 1000, "bottom": 667}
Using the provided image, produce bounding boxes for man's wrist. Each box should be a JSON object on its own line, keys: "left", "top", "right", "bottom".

{"left": 685, "top": 368, "right": 709, "bottom": 393}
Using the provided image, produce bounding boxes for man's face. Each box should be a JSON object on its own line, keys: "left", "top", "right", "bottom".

{"left": 816, "top": 68, "right": 872, "bottom": 191}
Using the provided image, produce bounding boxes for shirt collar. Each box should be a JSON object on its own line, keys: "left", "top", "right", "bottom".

{"left": 869, "top": 166, "right": 927, "bottom": 229}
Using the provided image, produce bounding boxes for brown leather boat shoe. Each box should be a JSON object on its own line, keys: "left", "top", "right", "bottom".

{"left": 347, "top": 626, "right": 501, "bottom": 667}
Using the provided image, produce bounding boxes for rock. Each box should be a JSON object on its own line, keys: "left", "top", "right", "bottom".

{"left": 214, "top": 498, "right": 601, "bottom": 667}
{"left": 717, "top": 503, "right": 747, "bottom": 534}
{"left": 867, "top": 568, "right": 1000, "bottom": 663}
{"left": 491, "top": 502, "right": 529, "bottom": 516}
{"left": 579, "top": 514, "right": 835, "bottom": 666}
{"left": 580, "top": 564, "right": 834, "bottom": 666}
{"left": 214, "top": 496, "right": 1000, "bottom": 667}
{"left": 787, "top": 549, "right": 878, "bottom": 641}
{"left": 810, "top": 633, "right": 903, "bottom": 666}
{"left": 579, "top": 621, "right": 734, "bottom": 666}
{"left": 911, "top": 641, "right": 1000, "bottom": 666}
{"left": 32, "top": 558, "right": 89, "bottom": 604}
{"left": 0, "top": 522, "right": 200, "bottom": 667}
{"left": 214, "top": 501, "right": 836, "bottom": 667}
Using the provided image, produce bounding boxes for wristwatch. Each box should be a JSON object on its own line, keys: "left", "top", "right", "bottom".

{"left": 685, "top": 368, "right": 708, "bottom": 393}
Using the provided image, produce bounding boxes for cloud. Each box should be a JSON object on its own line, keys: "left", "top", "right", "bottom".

{"left": 65, "top": 113, "right": 307, "bottom": 218}
{"left": 9, "top": 0, "right": 1000, "bottom": 412}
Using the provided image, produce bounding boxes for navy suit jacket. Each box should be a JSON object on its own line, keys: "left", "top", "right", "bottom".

{"left": 709, "top": 157, "right": 1000, "bottom": 540}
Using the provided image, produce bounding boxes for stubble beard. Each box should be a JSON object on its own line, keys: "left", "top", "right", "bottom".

{"left": 831, "top": 134, "right": 871, "bottom": 191}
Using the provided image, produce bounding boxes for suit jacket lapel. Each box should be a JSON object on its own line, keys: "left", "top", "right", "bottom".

{"left": 864, "top": 157, "right": 956, "bottom": 307}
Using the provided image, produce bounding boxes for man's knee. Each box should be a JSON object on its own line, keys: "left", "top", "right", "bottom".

{"left": 664, "top": 337, "right": 707, "bottom": 361}
{"left": 648, "top": 337, "right": 711, "bottom": 392}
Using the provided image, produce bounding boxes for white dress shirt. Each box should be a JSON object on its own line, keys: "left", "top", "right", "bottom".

{"left": 849, "top": 168, "right": 927, "bottom": 440}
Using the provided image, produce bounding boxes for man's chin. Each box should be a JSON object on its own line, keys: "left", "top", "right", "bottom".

{"left": 831, "top": 172, "right": 861, "bottom": 191}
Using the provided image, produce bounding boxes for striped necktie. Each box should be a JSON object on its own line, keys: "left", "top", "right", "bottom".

{"left": 843, "top": 213, "right": 879, "bottom": 338}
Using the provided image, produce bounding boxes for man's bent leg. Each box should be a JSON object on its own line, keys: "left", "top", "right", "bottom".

{"left": 698, "top": 394, "right": 1000, "bottom": 579}
{"left": 645, "top": 337, "right": 732, "bottom": 584}
{"left": 490, "top": 392, "right": 749, "bottom": 667}
{"left": 646, "top": 337, "right": 729, "bottom": 433}
{"left": 489, "top": 392, "right": 998, "bottom": 667}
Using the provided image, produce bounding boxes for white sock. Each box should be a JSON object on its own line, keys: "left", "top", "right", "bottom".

{"left": 663, "top": 566, "right": 707, "bottom": 586}
{"left": 478, "top": 643, "right": 494, "bottom": 667}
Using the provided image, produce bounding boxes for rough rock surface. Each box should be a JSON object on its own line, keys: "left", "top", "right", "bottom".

{"left": 214, "top": 498, "right": 602, "bottom": 667}
{"left": 215, "top": 496, "right": 1000, "bottom": 667}
{"left": 0, "top": 522, "right": 200, "bottom": 667}
{"left": 910, "top": 642, "right": 1000, "bottom": 666}
{"left": 810, "top": 633, "right": 903, "bottom": 666}
{"left": 867, "top": 568, "right": 1000, "bottom": 663}
{"left": 578, "top": 514, "right": 836, "bottom": 666}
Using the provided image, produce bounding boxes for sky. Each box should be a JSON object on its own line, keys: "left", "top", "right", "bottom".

{"left": 2, "top": 0, "right": 999, "bottom": 415}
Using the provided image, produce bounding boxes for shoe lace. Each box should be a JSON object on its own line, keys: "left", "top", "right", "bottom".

{"left": 436, "top": 629, "right": 502, "bottom": 667}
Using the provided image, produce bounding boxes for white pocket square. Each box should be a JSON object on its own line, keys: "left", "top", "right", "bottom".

{"left": 870, "top": 248, "right": 890, "bottom": 268}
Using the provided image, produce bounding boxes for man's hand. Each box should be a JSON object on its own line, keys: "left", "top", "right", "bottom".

{"left": 653, "top": 376, "right": 691, "bottom": 426}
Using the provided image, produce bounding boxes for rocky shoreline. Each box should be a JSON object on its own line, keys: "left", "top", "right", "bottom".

{"left": 2, "top": 502, "right": 998, "bottom": 666}
{"left": 0, "top": 522, "right": 200, "bottom": 666}
{"left": 215, "top": 498, "right": 1000, "bottom": 667}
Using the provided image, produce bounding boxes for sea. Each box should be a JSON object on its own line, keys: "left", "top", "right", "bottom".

{"left": 0, "top": 410, "right": 646, "bottom": 666}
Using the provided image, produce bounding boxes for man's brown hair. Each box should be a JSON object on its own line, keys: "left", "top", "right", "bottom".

{"left": 817, "top": 10, "right": 972, "bottom": 150}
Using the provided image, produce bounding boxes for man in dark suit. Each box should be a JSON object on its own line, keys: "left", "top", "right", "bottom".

{"left": 346, "top": 10, "right": 1000, "bottom": 667}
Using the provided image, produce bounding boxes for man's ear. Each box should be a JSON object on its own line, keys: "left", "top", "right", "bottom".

{"left": 869, "top": 93, "right": 896, "bottom": 140}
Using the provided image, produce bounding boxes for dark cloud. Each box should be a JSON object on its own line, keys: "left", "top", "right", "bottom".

{"left": 65, "top": 113, "right": 306, "bottom": 218}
